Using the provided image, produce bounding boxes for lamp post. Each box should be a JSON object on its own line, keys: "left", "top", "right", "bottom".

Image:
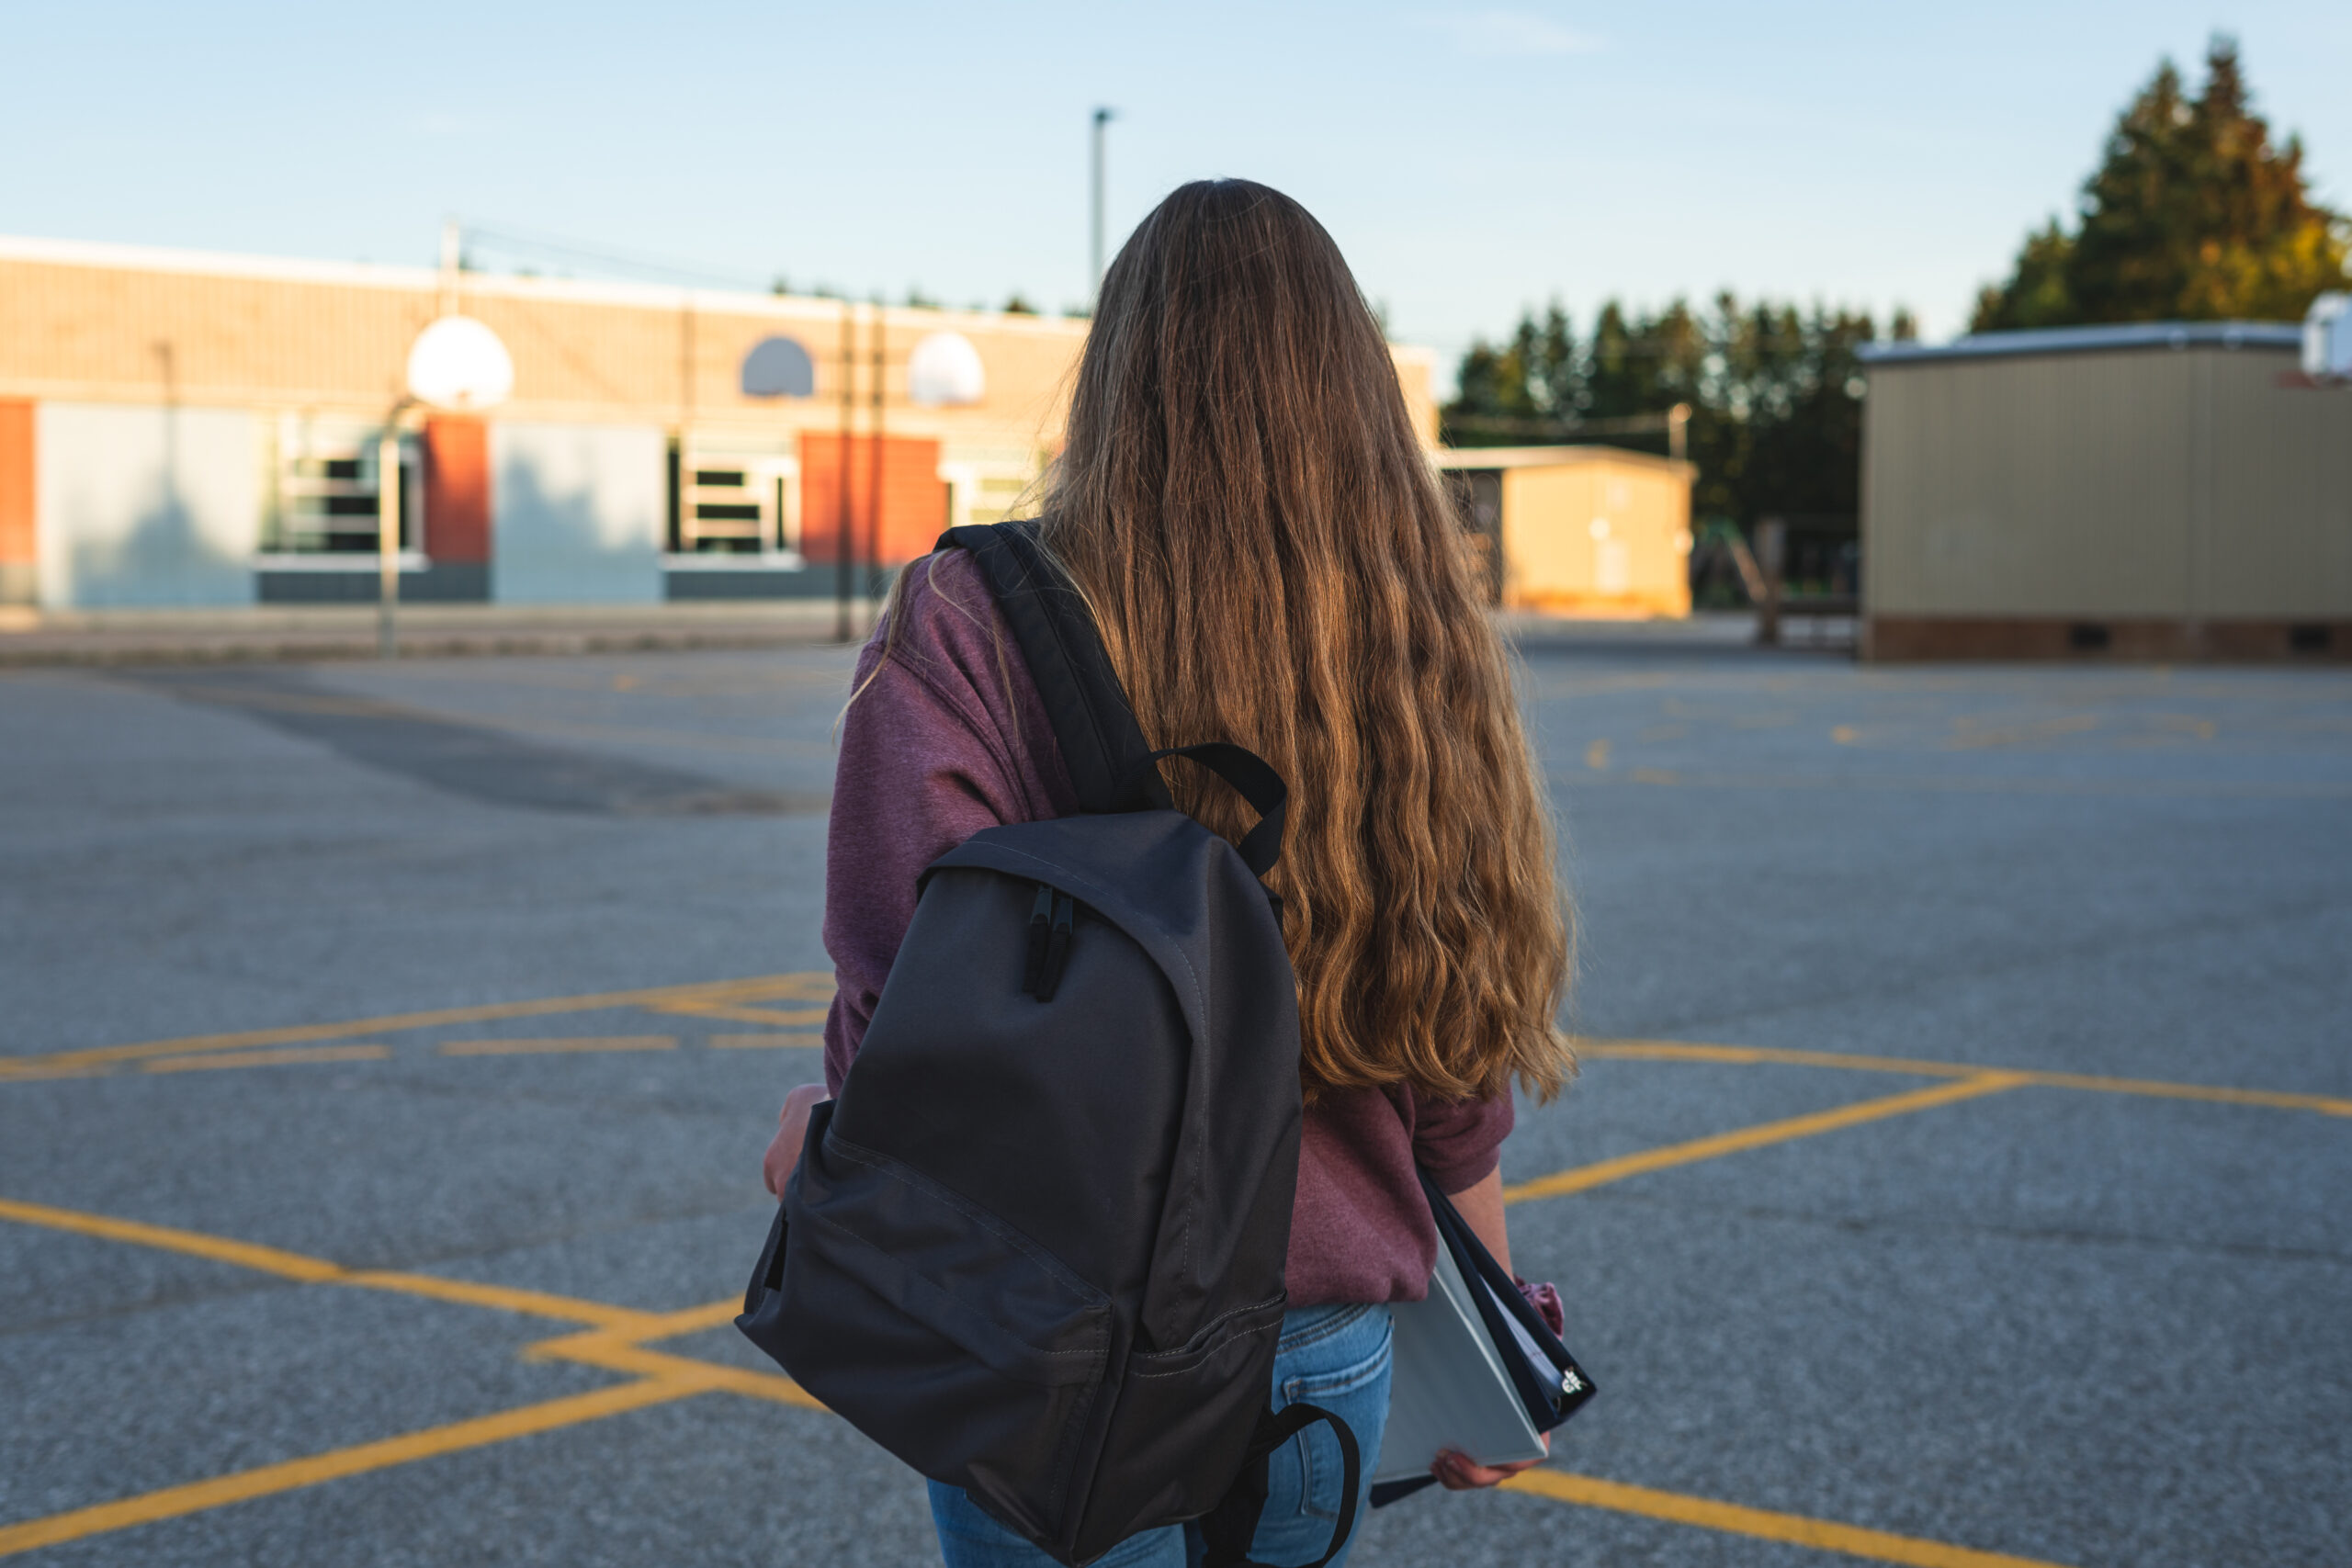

{"left": 1091, "top": 107, "right": 1117, "bottom": 304}
{"left": 382, "top": 313, "right": 514, "bottom": 657}
{"left": 374, "top": 414, "right": 411, "bottom": 659}
{"left": 835, "top": 302, "right": 855, "bottom": 644}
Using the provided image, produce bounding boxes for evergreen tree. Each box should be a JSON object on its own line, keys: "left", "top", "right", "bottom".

{"left": 1452, "top": 301, "right": 1576, "bottom": 426}
{"left": 1974, "top": 38, "right": 2348, "bottom": 330}
{"left": 1442, "top": 295, "right": 1900, "bottom": 527}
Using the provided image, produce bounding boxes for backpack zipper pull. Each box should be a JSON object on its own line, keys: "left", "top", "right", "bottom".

{"left": 1023, "top": 883, "right": 1055, "bottom": 998}
{"left": 1036, "top": 893, "right": 1077, "bottom": 1002}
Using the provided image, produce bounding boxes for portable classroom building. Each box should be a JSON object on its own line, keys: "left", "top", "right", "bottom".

{"left": 1435, "top": 446, "right": 1694, "bottom": 617}
{"left": 1856, "top": 322, "right": 2352, "bottom": 660}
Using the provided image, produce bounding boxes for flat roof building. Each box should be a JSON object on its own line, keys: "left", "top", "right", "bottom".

{"left": 0, "top": 234, "right": 1441, "bottom": 611}
{"left": 1857, "top": 322, "right": 2351, "bottom": 661}
{"left": 1435, "top": 446, "right": 1694, "bottom": 618}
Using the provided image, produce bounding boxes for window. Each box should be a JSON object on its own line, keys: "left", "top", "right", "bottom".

{"left": 673, "top": 448, "right": 800, "bottom": 558}
{"left": 939, "top": 458, "right": 1042, "bottom": 534}
{"left": 265, "top": 416, "right": 418, "bottom": 556}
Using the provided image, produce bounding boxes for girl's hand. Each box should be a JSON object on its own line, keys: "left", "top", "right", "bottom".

{"left": 762, "top": 1084, "right": 831, "bottom": 1196}
{"left": 1433, "top": 1431, "right": 1548, "bottom": 1491}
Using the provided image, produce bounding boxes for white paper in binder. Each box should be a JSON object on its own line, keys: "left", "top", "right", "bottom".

{"left": 1371, "top": 1236, "right": 1549, "bottom": 1483}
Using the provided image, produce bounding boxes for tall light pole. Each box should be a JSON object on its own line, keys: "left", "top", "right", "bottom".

{"left": 868, "top": 302, "right": 887, "bottom": 619}
{"left": 375, "top": 413, "right": 410, "bottom": 658}
{"left": 834, "top": 300, "right": 855, "bottom": 645}
{"left": 1090, "top": 107, "right": 1117, "bottom": 305}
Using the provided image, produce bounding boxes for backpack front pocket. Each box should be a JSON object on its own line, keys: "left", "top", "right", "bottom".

{"left": 1073, "top": 1293, "right": 1288, "bottom": 1558}
{"left": 771, "top": 1115, "right": 1113, "bottom": 1546}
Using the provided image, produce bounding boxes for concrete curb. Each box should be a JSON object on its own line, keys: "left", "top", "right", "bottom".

{"left": 0, "top": 605, "right": 1814, "bottom": 668}
{"left": 0, "top": 603, "right": 886, "bottom": 667}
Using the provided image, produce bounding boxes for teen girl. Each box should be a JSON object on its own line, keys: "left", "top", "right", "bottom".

{"left": 766, "top": 178, "right": 1576, "bottom": 1567}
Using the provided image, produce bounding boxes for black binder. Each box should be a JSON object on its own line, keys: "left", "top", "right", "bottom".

{"left": 1369, "top": 1169, "right": 1599, "bottom": 1506}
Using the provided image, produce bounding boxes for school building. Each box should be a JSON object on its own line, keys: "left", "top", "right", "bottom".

{"left": 0, "top": 234, "right": 1442, "bottom": 612}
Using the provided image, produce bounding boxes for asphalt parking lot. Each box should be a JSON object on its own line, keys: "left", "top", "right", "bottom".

{"left": 3, "top": 636, "right": 2347, "bottom": 1567}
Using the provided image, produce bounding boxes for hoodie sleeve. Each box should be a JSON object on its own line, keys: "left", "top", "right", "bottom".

{"left": 1412, "top": 1087, "right": 1517, "bottom": 1196}
{"left": 819, "top": 552, "right": 1077, "bottom": 1095}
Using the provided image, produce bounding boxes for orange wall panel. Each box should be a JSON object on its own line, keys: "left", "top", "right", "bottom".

{"left": 799, "top": 432, "right": 946, "bottom": 567}
{"left": 0, "top": 400, "right": 33, "bottom": 569}
{"left": 424, "top": 416, "right": 491, "bottom": 563}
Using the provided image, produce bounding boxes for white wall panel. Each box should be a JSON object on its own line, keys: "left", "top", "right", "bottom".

{"left": 35, "top": 402, "right": 257, "bottom": 608}
{"left": 490, "top": 423, "right": 663, "bottom": 604}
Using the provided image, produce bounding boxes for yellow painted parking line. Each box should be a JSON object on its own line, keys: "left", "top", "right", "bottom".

{"left": 523, "top": 1301, "right": 826, "bottom": 1414}
{"left": 0, "top": 1377, "right": 703, "bottom": 1560}
{"left": 1506, "top": 1469, "right": 2072, "bottom": 1568}
{"left": 1581, "top": 1040, "right": 2352, "bottom": 1116}
{"left": 2017, "top": 1069, "right": 2352, "bottom": 1118}
{"left": 618, "top": 1297, "right": 745, "bottom": 1340}
{"left": 537, "top": 1338, "right": 828, "bottom": 1410}
{"left": 1584, "top": 1041, "right": 1984, "bottom": 1077}
{"left": 521, "top": 1301, "right": 751, "bottom": 1382}
{"left": 3, "top": 1199, "right": 2087, "bottom": 1568}
{"left": 522, "top": 1299, "right": 743, "bottom": 1362}
{"left": 0, "top": 1196, "right": 650, "bottom": 1331}
{"left": 438, "top": 1035, "right": 676, "bottom": 1056}
{"left": 0, "top": 1197, "right": 345, "bottom": 1284}
{"left": 142, "top": 1045, "right": 390, "bottom": 1074}
{"left": 728, "top": 974, "right": 843, "bottom": 1003}
{"left": 342, "top": 1270, "right": 653, "bottom": 1330}
{"left": 1504, "top": 1075, "right": 2027, "bottom": 1204}
{"left": 3, "top": 973, "right": 826, "bottom": 1075}
{"left": 0, "top": 1062, "right": 114, "bottom": 1082}
{"left": 32, "top": 976, "right": 2330, "bottom": 1112}
{"left": 709, "top": 1032, "right": 824, "bottom": 1049}
{"left": 1555, "top": 767, "right": 2352, "bottom": 800}
{"left": 654, "top": 999, "right": 831, "bottom": 1026}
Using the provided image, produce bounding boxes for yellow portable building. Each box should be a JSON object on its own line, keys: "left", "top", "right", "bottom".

{"left": 1435, "top": 446, "right": 1694, "bottom": 616}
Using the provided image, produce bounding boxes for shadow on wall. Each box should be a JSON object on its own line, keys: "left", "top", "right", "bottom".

{"left": 41, "top": 401, "right": 257, "bottom": 609}
{"left": 71, "top": 485, "right": 239, "bottom": 609}
{"left": 491, "top": 423, "right": 664, "bottom": 605}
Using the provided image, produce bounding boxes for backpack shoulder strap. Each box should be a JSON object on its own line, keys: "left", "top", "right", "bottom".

{"left": 939, "top": 520, "right": 1171, "bottom": 815}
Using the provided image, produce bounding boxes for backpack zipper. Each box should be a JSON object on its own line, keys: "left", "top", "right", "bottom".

{"left": 1023, "top": 884, "right": 1078, "bottom": 1003}
{"left": 1023, "top": 883, "right": 1056, "bottom": 998}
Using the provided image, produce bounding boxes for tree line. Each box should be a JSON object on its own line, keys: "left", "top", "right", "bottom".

{"left": 1445, "top": 37, "right": 2346, "bottom": 537}
{"left": 1443, "top": 297, "right": 1914, "bottom": 528}
{"left": 1974, "top": 38, "right": 2346, "bottom": 330}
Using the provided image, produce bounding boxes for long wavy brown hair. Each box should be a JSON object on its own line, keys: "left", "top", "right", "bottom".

{"left": 1035, "top": 179, "right": 1574, "bottom": 1104}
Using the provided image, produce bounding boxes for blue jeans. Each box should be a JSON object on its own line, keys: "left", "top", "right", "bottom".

{"left": 930, "top": 1303, "right": 1394, "bottom": 1568}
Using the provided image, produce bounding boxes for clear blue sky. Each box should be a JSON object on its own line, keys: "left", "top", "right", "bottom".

{"left": 6, "top": 2, "right": 2347, "bottom": 384}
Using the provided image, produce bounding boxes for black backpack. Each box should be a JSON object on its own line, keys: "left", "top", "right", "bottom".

{"left": 738, "top": 521, "right": 1360, "bottom": 1567}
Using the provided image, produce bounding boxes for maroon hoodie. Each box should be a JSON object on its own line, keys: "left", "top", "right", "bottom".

{"left": 817, "top": 548, "right": 1513, "bottom": 1305}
